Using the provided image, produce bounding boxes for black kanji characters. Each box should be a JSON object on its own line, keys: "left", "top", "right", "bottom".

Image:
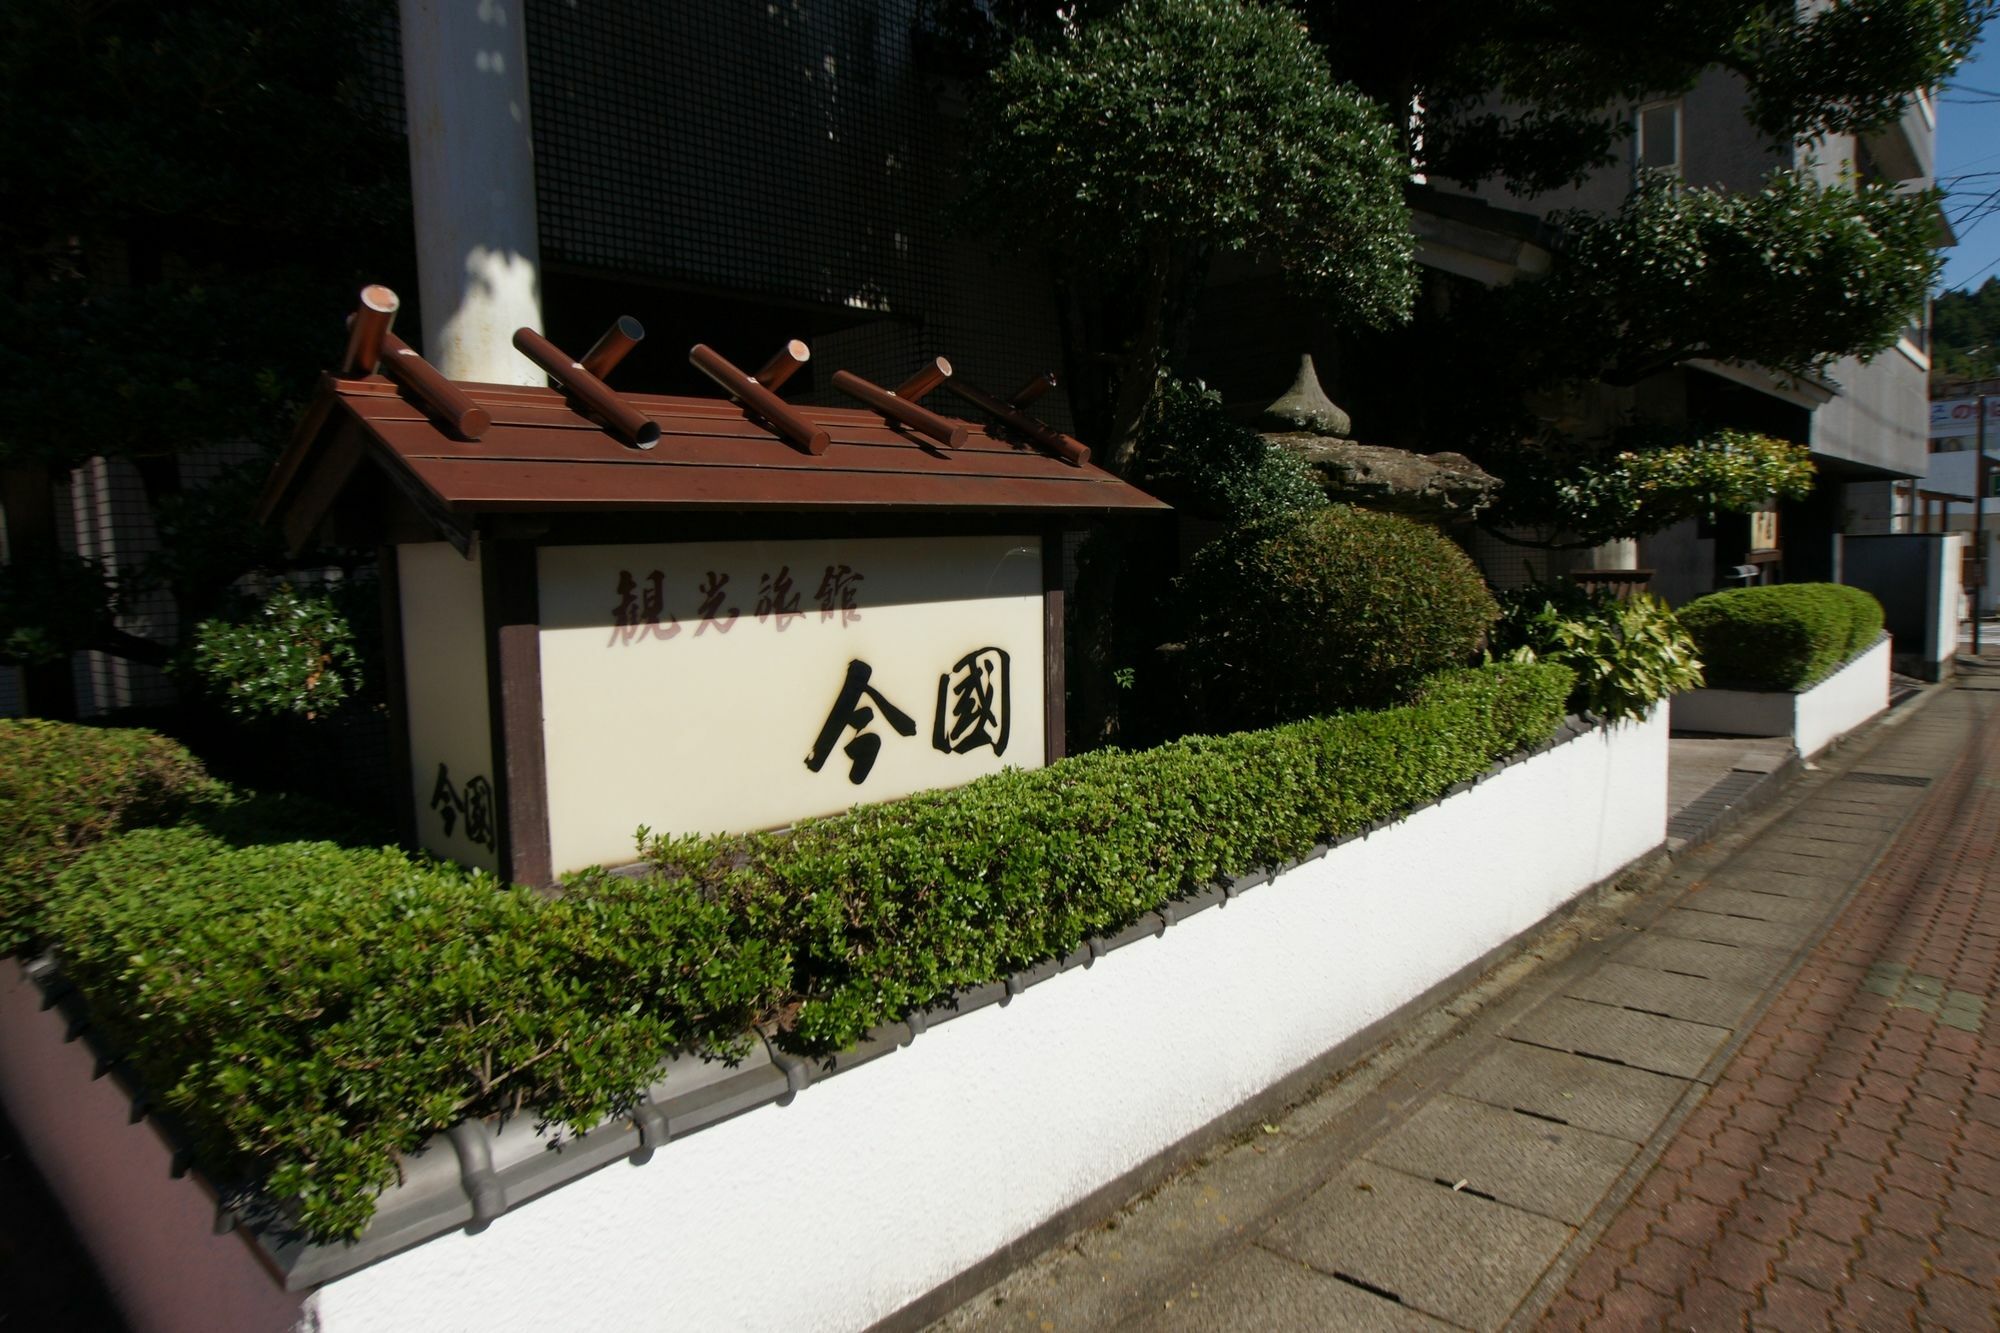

{"left": 933, "top": 647, "right": 1010, "bottom": 756}
{"left": 430, "top": 763, "right": 496, "bottom": 850}
{"left": 805, "top": 659, "right": 917, "bottom": 784}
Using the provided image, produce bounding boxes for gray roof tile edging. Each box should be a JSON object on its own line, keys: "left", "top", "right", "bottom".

{"left": 17, "top": 713, "right": 1608, "bottom": 1293}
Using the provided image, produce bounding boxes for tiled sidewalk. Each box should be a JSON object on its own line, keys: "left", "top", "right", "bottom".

{"left": 933, "top": 686, "right": 1990, "bottom": 1333}
{"left": 1535, "top": 691, "right": 2000, "bottom": 1330}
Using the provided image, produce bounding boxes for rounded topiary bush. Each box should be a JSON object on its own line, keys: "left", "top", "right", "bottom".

{"left": 1184, "top": 505, "right": 1499, "bottom": 727}
{"left": 1677, "top": 583, "right": 1884, "bottom": 691}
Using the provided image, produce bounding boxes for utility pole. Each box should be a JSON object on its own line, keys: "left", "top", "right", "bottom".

{"left": 1977, "top": 393, "right": 1989, "bottom": 653}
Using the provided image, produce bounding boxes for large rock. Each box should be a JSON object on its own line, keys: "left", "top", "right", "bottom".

{"left": 1246, "top": 351, "right": 1501, "bottom": 523}
{"left": 1269, "top": 436, "right": 1502, "bottom": 523}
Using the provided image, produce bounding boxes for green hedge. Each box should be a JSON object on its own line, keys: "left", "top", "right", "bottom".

{"left": 634, "top": 662, "right": 1572, "bottom": 1050}
{"left": 46, "top": 832, "right": 787, "bottom": 1241}
{"left": 17, "top": 660, "right": 1572, "bottom": 1242}
{"left": 1677, "top": 583, "right": 1884, "bottom": 691}
{"left": 1184, "top": 506, "right": 1501, "bottom": 725}
{"left": 0, "top": 721, "right": 213, "bottom": 953}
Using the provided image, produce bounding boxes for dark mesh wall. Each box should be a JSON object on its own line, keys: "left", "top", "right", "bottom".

{"left": 519, "top": 3, "right": 1070, "bottom": 421}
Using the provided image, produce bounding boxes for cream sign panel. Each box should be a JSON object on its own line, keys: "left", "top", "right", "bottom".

{"left": 537, "top": 535, "right": 1045, "bottom": 873}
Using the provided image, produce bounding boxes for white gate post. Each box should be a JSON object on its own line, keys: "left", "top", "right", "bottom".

{"left": 398, "top": 0, "right": 544, "bottom": 384}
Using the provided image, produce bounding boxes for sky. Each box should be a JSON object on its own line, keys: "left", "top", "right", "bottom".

{"left": 1940, "top": 32, "right": 2000, "bottom": 293}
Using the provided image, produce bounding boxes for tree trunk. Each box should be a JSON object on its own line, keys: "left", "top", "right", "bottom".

{"left": 1106, "top": 237, "right": 1175, "bottom": 474}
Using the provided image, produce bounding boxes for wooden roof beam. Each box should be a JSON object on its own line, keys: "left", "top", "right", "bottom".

{"left": 689, "top": 342, "right": 830, "bottom": 456}
{"left": 513, "top": 326, "right": 661, "bottom": 449}
{"left": 832, "top": 362, "right": 969, "bottom": 450}
{"left": 944, "top": 374, "right": 1090, "bottom": 468}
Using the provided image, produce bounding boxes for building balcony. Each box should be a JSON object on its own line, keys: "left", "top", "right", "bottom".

{"left": 1860, "top": 89, "right": 1936, "bottom": 187}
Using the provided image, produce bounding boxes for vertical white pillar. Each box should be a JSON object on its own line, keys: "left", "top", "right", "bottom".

{"left": 398, "top": 0, "right": 544, "bottom": 384}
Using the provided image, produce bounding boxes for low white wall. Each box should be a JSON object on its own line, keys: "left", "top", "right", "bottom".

{"left": 1935, "top": 534, "right": 1966, "bottom": 665}
{"left": 1671, "top": 636, "right": 1890, "bottom": 759}
{"left": 1793, "top": 637, "right": 1893, "bottom": 757}
{"left": 1, "top": 712, "right": 1668, "bottom": 1333}
{"left": 312, "top": 710, "right": 1666, "bottom": 1332}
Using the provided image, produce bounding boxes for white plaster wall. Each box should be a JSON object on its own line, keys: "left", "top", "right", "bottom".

{"left": 1935, "top": 534, "right": 1966, "bottom": 662}
{"left": 1672, "top": 637, "right": 1891, "bottom": 759}
{"left": 304, "top": 711, "right": 1667, "bottom": 1333}
{"left": 1669, "top": 687, "right": 1795, "bottom": 743}
{"left": 0, "top": 964, "right": 313, "bottom": 1333}
{"left": 537, "top": 535, "right": 1044, "bottom": 872}
{"left": 398, "top": 542, "right": 497, "bottom": 873}
{"left": 1793, "top": 637, "right": 1892, "bottom": 758}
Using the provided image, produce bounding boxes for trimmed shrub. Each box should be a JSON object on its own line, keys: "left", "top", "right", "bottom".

{"left": 1183, "top": 505, "right": 1500, "bottom": 726}
{"left": 1678, "top": 583, "right": 1884, "bottom": 690}
{"left": 0, "top": 720, "right": 214, "bottom": 953}
{"left": 1132, "top": 374, "right": 1328, "bottom": 524}
{"left": 1494, "top": 586, "right": 1705, "bottom": 720}
{"left": 640, "top": 661, "right": 1573, "bottom": 1052}
{"left": 190, "top": 581, "right": 371, "bottom": 721}
{"left": 45, "top": 833, "right": 791, "bottom": 1241}
{"left": 25, "top": 660, "right": 1572, "bottom": 1241}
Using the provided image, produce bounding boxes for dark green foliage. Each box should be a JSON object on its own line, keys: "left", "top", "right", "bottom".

{"left": 1182, "top": 506, "right": 1500, "bottom": 726}
{"left": 940, "top": 1, "right": 1990, "bottom": 196}
{"left": 46, "top": 833, "right": 790, "bottom": 1241}
{"left": 0, "top": 1, "right": 406, "bottom": 470}
{"left": 964, "top": 0, "right": 1414, "bottom": 460}
{"left": 0, "top": 721, "right": 215, "bottom": 953}
{"left": 639, "top": 661, "right": 1570, "bottom": 1053}
{"left": 0, "top": 552, "right": 119, "bottom": 667}
{"left": 0, "top": 0, "right": 409, "bottom": 692}
{"left": 1497, "top": 429, "right": 1817, "bottom": 549}
{"left": 968, "top": 0, "right": 1414, "bottom": 323}
{"left": 1132, "top": 374, "right": 1328, "bottom": 523}
{"left": 191, "top": 582, "right": 373, "bottom": 720}
{"left": 1740, "top": 0, "right": 1990, "bottom": 145}
{"left": 1493, "top": 587, "right": 1705, "bottom": 720}
{"left": 1446, "top": 174, "right": 1938, "bottom": 538}
{"left": 15, "top": 662, "right": 1569, "bottom": 1240}
{"left": 1932, "top": 277, "right": 2000, "bottom": 383}
{"left": 1298, "top": 0, "right": 1989, "bottom": 194}
{"left": 1525, "top": 174, "right": 1943, "bottom": 387}
{"left": 1678, "top": 584, "right": 1885, "bottom": 691}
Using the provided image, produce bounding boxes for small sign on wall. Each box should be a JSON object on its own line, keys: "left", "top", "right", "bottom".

{"left": 536, "top": 534, "right": 1046, "bottom": 873}
{"left": 1749, "top": 509, "right": 1779, "bottom": 554}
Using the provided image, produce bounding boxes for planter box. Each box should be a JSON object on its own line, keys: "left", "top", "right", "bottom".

{"left": 0, "top": 711, "right": 1668, "bottom": 1333}
{"left": 1670, "top": 635, "right": 1891, "bottom": 759}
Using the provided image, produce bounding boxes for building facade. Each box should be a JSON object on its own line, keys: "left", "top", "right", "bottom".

{"left": 1423, "top": 69, "right": 1940, "bottom": 601}
{"left": 1, "top": 4, "right": 1954, "bottom": 714}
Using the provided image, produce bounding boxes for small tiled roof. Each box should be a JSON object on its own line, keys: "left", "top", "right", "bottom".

{"left": 262, "top": 370, "right": 1166, "bottom": 553}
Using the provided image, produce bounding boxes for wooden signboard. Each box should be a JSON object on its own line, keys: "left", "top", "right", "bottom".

{"left": 262, "top": 297, "right": 1165, "bottom": 883}
{"left": 404, "top": 534, "right": 1050, "bottom": 874}
{"left": 1749, "top": 508, "right": 1780, "bottom": 554}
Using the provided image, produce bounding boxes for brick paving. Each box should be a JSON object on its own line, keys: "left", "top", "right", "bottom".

{"left": 1536, "top": 692, "right": 2000, "bottom": 1331}
{"left": 935, "top": 681, "right": 1992, "bottom": 1333}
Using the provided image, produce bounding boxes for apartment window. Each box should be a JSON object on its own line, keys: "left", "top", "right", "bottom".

{"left": 1636, "top": 101, "right": 1682, "bottom": 177}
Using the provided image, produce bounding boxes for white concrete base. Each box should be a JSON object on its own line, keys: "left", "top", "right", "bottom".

{"left": 1671, "top": 636, "right": 1891, "bottom": 759}
{"left": 2, "top": 711, "right": 1669, "bottom": 1333}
